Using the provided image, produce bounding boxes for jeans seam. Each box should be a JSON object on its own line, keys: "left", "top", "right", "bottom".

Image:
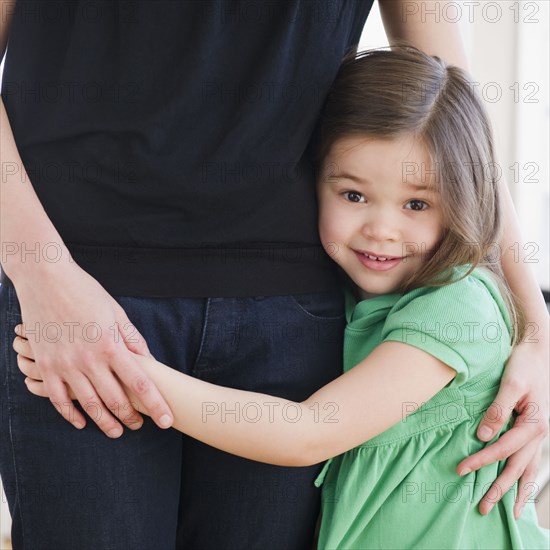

{"left": 5, "top": 307, "right": 26, "bottom": 547}
{"left": 288, "top": 295, "right": 345, "bottom": 322}
{"left": 191, "top": 299, "right": 243, "bottom": 375}
{"left": 191, "top": 298, "right": 211, "bottom": 374}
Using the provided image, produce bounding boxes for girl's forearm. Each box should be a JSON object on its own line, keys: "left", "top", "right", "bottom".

{"left": 127, "top": 354, "right": 327, "bottom": 467}
{"left": 125, "top": 342, "right": 456, "bottom": 468}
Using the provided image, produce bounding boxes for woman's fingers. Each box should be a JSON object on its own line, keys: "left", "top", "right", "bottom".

{"left": 458, "top": 387, "right": 548, "bottom": 475}
{"left": 514, "top": 446, "right": 543, "bottom": 520}
{"left": 16, "top": 338, "right": 144, "bottom": 435}
{"left": 457, "top": 405, "right": 547, "bottom": 517}
{"left": 22, "top": 372, "right": 141, "bottom": 432}
{"left": 458, "top": 423, "right": 531, "bottom": 475}
{"left": 40, "top": 376, "right": 88, "bottom": 429}
{"left": 86, "top": 365, "right": 144, "bottom": 431}
{"left": 15, "top": 311, "right": 171, "bottom": 433}
{"left": 476, "top": 438, "right": 543, "bottom": 516}
{"left": 475, "top": 390, "right": 518, "bottom": 443}
{"left": 116, "top": 319, "right": 154, "bottom": 359}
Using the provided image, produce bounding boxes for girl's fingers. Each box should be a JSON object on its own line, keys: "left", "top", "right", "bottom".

{"left": 12, "top": 334, "right": 35, "bottom": 361}
{"left": 108, "top": 351, "right": 173, "bottom": 430}
{"left": 16, "top": 353, "right": 42, "bottom": 380}
{"left": 18, "top": 354, "right": 77, "bottom": 401}
{"left": 24, "top": 377, "right": 49, "bottom": 397}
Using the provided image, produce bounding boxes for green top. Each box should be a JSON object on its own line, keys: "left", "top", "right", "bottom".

{"left": 314, "top": 267, "right": 549, "bottom": 549}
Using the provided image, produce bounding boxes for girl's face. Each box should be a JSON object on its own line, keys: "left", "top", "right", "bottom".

{"left": 317, "top": 134, "right": 445, "bottom": 299}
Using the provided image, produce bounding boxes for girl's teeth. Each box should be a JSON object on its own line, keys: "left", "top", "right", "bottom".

{"left": 365, "top": 254, "right": 389, "bottom": 261}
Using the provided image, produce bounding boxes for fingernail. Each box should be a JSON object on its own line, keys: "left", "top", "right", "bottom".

{"left": 108, "top": 427, "right": 123, "bottom": 438}
{"left": 459, "top": 467, "right": 472, "bottom": 476}
{"left": 73, "top": 421, "right": 85, "bottom": 430}
{"left": 128, "top": 420, "right": 143, "bottom": 430}
{"left": 159, "top": 415, "right": 172, "bottom": 428}
{"left": 14, "top": 325, "right": 20, "bottom": 335}
{"left": 485, "top": 503, "right": 494, "bottom": 515}
{"left": 478, "top": 425, "right": 493, "bottom": 441}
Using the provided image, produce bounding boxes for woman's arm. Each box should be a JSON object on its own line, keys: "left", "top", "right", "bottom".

{"left": 15, "top": 334, "right": 455, "bottom": 466}
{"left": 458, "top": 183, "right": 550, "bottom": 516}
{"left": 379, "top": 0, "right": 469, "bottom": 70}
{"left": 0, "top": 1, "right": 173, "bottom": 435}
{"left": 379, "top": 0, "right": 550, "bottom": 518}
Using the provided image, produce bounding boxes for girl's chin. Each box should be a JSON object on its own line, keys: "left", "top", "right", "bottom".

{"left": 357, "top": 288, "right": 379, "bottom": 300}
{"left": 353, "top": 281, "right": 401, "bottom": 301}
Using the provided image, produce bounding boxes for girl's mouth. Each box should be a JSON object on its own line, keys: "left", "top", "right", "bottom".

{"left": 354, "top": 250, "right": 405, "bottom": 271}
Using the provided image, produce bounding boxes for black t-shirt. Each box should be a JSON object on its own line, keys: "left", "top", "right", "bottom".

{"left": 2, "top": 0, "right": 373, "bottom": 297}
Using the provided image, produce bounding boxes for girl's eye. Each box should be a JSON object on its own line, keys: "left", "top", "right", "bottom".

{"left": 405, "top": 199, "right": 428, "bottom": 211}
{"left": 344, "top": 191, "right": 365, "bottom": 203}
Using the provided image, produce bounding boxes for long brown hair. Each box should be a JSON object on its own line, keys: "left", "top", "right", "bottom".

{"left": 313, "top": 44, "right": 525, "bottom": 342}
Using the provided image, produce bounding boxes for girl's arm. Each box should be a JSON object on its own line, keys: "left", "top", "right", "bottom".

{"left": 379, "top": 0, "right": 550, "bottom": 518}
{"left": 16, "top": 334, "right": 455, "bottom": 466}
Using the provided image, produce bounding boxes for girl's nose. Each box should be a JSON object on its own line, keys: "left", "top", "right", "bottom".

{"left": 361, "top": 210, "right": 400, "bottom": 242}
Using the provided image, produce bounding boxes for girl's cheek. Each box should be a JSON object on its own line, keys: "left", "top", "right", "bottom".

{"left": 317, "top": 190, "right": 345, "bottom": 245}
{"left": 318, "top": 217, "right": 345, "bottom": 262}
{"left": 318, "top": 217, "right": 330, "bottom": 244}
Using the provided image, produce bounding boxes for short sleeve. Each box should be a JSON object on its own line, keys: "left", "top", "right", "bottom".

{"left": 381, "top": 271, "right": 512, "bottom": 385}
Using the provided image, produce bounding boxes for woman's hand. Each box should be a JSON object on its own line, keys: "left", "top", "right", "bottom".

{"left": 14, "top": 326, "right": 150, "bottom": 418}
{"left": 457, "top": 340, "right": 549, "bottom": 518}
{"left": 11, "top": 264, "right": 173, "bottom": 437}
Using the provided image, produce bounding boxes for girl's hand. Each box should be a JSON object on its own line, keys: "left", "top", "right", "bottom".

{"left": 14, "top": 332, "right": 77, "bottom": 400}
{"left": 457, "top": 340, "right": 549, "bottom": 519}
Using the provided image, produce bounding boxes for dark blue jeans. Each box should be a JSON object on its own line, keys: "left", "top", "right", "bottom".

{"left": 0, "top": 280, "right": 345, "bottom": 549}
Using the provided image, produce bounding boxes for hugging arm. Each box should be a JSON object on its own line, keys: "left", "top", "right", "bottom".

{"left": 458, "top": 182, "right": 550, "bottom": 517}
{"left": 14, "top": 332, "right": 455, "bottom": 467}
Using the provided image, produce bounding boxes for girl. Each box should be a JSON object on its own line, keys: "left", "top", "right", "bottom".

{"left": 14, "top": 47, "right": 549, "bottom": 549}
